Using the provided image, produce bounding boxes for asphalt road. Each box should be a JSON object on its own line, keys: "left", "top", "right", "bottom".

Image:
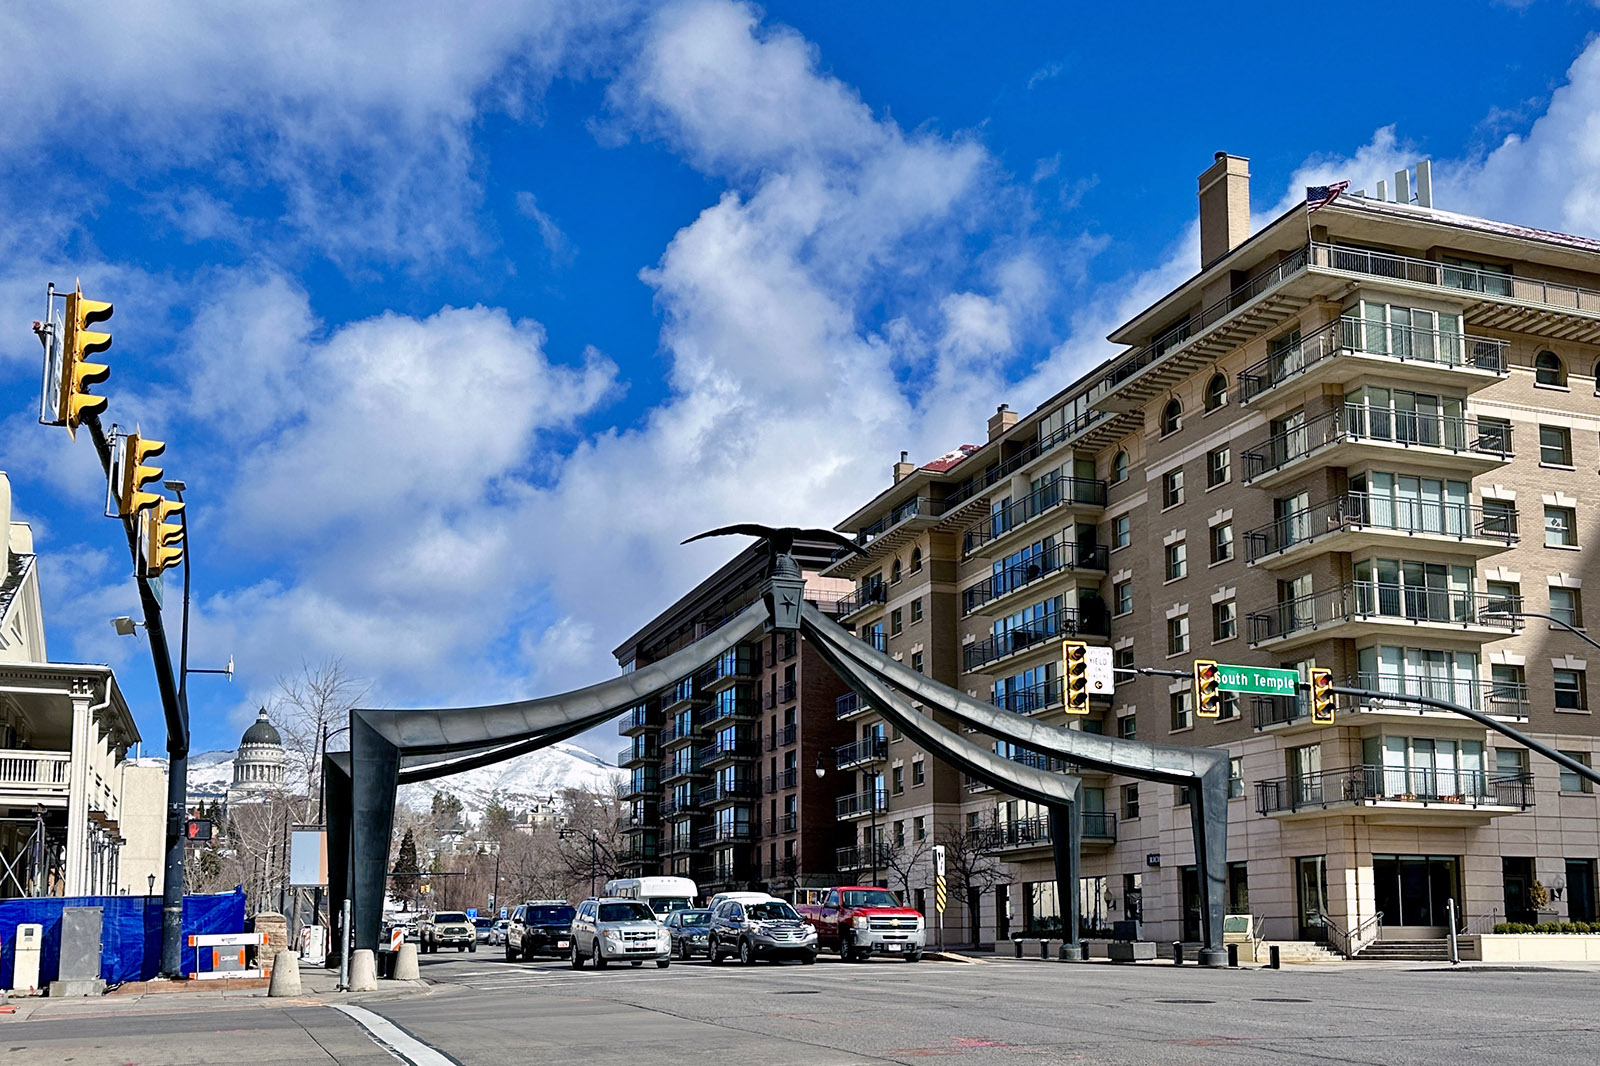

{"left": 362, "top": 950, "right": 1600, "bottom": 1066}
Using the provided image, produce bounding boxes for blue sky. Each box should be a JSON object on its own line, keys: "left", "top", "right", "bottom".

{"left": 2, "top": 1, "right": 1598, "bottom": 757}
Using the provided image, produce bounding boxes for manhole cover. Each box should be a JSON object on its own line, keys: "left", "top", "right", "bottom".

{"left": 1154, "top": 998, "right": 1216, "bottom": 1004}
{"left": 1253, "top": 998, "right": 1311, "bottom": 1003}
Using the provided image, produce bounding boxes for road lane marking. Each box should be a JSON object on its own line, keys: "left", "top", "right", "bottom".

{"left": 330, "top": 1003, "right": 458, "bottom": 1066}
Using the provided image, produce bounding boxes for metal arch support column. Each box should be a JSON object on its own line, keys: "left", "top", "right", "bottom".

{"left": 1189, "top": 759, "right": 1230, "bottom": 967}
{"left": 1049, "top": 804, "right": 1082, "bottom": 958}
{"left": 349, "top": 716, "right": 401, "bottom": 954}
{"left": 324, "top": 751, "right": 352, "bottom": 964}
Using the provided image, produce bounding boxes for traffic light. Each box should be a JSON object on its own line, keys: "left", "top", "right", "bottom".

{"left": 60, "top": 281, "right": 113, "bottom": 438}
{"left": 1310, "top": 668, "right": 1335, "bottom": 724}
{"left": 185, "top": 819, "right": 213, "bottom": 842}
{"left": 140, "top": 496, "right": 185, "bottom": 577}
{"left": 1194, "top": 659, "right": 1221, "bottom": 718}
{"left": 115, "top": 431, "right": 166, "bottom": 517}
{"left": 1062, "top": 640, "right": 1089, "bottom": 714}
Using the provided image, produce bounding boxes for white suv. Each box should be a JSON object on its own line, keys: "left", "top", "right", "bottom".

{"left": 569, "top": 897, "right": 671, "bottom": 969}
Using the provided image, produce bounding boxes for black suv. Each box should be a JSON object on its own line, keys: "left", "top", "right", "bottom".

{"left": 507, "top": 901, "right": 577, "bottom": 960}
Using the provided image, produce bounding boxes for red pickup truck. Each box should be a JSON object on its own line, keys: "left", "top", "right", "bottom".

{"left": 795, "top": 886, "right": 926, "bottom": 962}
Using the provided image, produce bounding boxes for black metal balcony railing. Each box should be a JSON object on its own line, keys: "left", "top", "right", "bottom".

{"left": 964, "top": 609, "right": 1109, "bottom": 671}
{"left": 1244, "top": 492, "right": 1518, "bottom": 562}
{"left": 1247, "top": 583, "right": 1523, "bottom": 644}
{"left": 707, "top": 647, "right": 758, "bottom": 687}
{"left": 698, "top": 779, "right": 760, "bottom": 805}
{"left": 662, "top": 750, "right": 708, "bottom": 783}
{"left": 835, "top": 843, "right": 895, "bottom": 870}
{"left": 766, "top": 768, "right": 798, "bottom": 793}
{"left": 704, "top": 737, "right": 760, "bottom": 764}
{"left": 836, "top": 789, "right": 888, "bottom": 819}
{"left": 618, "top": 840, "right": 660, "bottom": 863}
{"left": 622, "top": 775, "right": 661, "bottom": 799}
{"left": 835, "top": 736, "right": 888, "bottom": 770}
{"left": 990, "top": 677, "right": 1064, "bottom": 714}
{"left": 838, "top": 582, "right": 888, "bottom": 618}
{"left": 861, "top": 629, "right": 888, "bottom": 653}
{"left": 659, "top": 720, "right": 696, "bottom": 747}
{"left": 779, "top": 811, "right": 798, "bottom": 834}
{"left": 1255, "top": 765, "right": 1534, "bottom": 816}
{"left": 662, "top": 676, "right": 703, "bottom": 710}
{"left": 836, "top": 692, "right": 872, "bottom": 719}
{"left": 1242, "top": 404, "right": 1513, "bottom": 483}
{"left": 697, "top": 822, "right": 758, "bottom": 846}
{"left": 617, "top": 742, "right": 658, "bottom": 768}
{"left": 662, "top": 835, "right": 702, "bottom": 857}
{"left": 1313, "top": 241, "right": 1600, "bottom": 311}
{"left": 850, "top": 496, "right": 951, "bottom": 547}
{"left": 766, "top": 679, "right": 798, "bottom": 709}
{"left": 1342, "top": 674, "right": 1529, "bottom": 719}
{"left": 700, "top": 697, "right": 760, "bottom": 728}
{"left": 962, "top": 542, "right": 1110, "bottom": 614}
{"left": 1237, "top": 315, "right": 1509, "bottom": 403}
{"left": 767, "top": 723, "right": 797, "bottom": 750}
{"left": 618, "top": 705, "right": 661, "bottom": 735}
{"left": 961, "top": 477, "right": 1108, "bottom": 556}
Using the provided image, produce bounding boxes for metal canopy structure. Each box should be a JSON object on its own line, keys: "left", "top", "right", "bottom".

{"left": 326, "top": 548, "right": 1232, "bottom": 966}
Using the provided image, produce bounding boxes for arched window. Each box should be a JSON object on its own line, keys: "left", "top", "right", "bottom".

{"left": 909, "top": 547, "right": 923, "bottom": 573}
{"left": 1112, "top": 450, "right": 1129, "bottom": 484}
{"left": 1204, "top": 373, "right": 1227, "bottom": 412}
{"left": 1535, "top": 350, "right": 1566, "bottom": 387}
{"left": 1161, "top": 398, "right": 1182, "bottom": 436}
{"left": 890, "top": 557, "right": 903, "bottom": 583}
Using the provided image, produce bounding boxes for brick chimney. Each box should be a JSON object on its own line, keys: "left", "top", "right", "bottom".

{"left": 987, "top": 404, "right": 1018, "bottom": 442}
{"left": 892, "top": 450, "right": 916, "bottom": 483}
{"left": 1198, "top": 152, "right": 1250, "bottom": 269}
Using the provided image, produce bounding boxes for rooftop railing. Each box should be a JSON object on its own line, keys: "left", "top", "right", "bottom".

{"left": 1238, "top": 316, "right": 1509, "bottom": 403}
{"left": 1313, "top": 242, "right": 1600, "bottom": 313}
{"left": 1243, "top": 492, "right": 1518, "bottom": 562}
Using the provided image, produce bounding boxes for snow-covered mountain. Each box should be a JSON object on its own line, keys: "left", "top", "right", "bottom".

{"left": 142, "top": 742, "right": 623, "bottom": 823}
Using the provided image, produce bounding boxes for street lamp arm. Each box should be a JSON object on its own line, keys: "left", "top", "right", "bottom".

{"left": 1483, "top": 609, "right": 1600, "bottom": 654}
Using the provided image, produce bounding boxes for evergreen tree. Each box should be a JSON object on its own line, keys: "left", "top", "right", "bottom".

{"left": 392, "top": 828, "right": 421, "bottom": 909}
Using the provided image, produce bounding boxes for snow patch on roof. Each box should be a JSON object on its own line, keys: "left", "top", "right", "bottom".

{"left": 921, "top": 445, "right": 980, "bottom": 473}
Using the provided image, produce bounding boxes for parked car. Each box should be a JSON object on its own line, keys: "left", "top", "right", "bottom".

{"left": 418, "top": 910, "right": 478, "bottom": 953}
{"left": 795, "top": 886, "right": 924, "bottom": 962}
{"left": 507, "top": 901, "right": 577, "bottom": 960}
{"left": 704, "top": 890, "right": 774, "bottom": 913}
{"left": 568, "top": 897, "right": 671, "bottom": 969}
{"left": 707, "top": 894, "right": 817, "bottom": 965}
{"left": 488, "top": 919, "right": 510, "bottom": 945}
{"left": 474, "top": 916, "right": 494, "bottom": 942}
{"left": 663, "top": 908, "right": 712, "bottom": 959}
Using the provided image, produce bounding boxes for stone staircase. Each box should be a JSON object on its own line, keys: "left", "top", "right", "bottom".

{"left": 1253, "top": 940, "right": 1344, "bottom": 963}
{"left": 1353, "top": 938, "right": 1452, "bottom": 962}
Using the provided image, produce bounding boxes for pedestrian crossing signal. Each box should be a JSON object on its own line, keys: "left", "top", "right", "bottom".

{"left": 185, "top": 819, "right": 213, "bottom": 842}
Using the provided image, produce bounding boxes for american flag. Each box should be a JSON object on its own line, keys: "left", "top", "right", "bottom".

{"left": 1305, "top": 181, "right": 1350, "bottom": 213}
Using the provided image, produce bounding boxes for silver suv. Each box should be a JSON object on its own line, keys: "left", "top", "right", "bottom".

{"left": 707, "top": 895, "right": 817, "bottom": 965}
{"left": 569, "top": 897, "right": 671, "bottom": 969}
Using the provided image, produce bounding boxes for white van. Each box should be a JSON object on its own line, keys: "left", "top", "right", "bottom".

{"left": 603, "top": 876, "right": 698, "bottom": 915}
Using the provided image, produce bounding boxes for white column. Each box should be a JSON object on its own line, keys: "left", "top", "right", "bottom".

{"left": 63, "top": 681, "right": 94, "bottom": 896}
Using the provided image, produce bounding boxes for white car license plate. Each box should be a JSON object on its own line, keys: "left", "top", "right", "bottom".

{"left": 887, "top": 943, "right": 903, "bottom": 952}
{"left": 557, "top": 940, "right": 569, "bottom": 948}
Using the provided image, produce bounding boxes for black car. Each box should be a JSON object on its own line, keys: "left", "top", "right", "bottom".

{"left": 663, "top": 908, "right": 712, "bottom": 959}
{"left": 510, "top": 902, "right": 577, "bottom": 959}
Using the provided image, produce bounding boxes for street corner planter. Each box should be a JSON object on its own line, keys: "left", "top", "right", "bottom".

{"left": 1464, "top": 934, "right": 1600, "bottom": 963}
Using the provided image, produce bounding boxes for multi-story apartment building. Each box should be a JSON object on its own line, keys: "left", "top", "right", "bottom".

{"left": 611, "top": 539, "right": 854, "bottom": 896}
{"left": 825, "top": 153, "right": 1600, "bottom": 948}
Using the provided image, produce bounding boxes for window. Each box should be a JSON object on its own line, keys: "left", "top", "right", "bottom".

{"left": 1118, "top": 713, "right": 1137, "bottom": 740}
{"left": 1114, "top": 645, "right": 1135, "bottom": 672}
{"left": 1162, "top": 468, "right": 1185, "bottom": 508}
{"left": 1113, "top": 515, "right": 1131, "bottom": 549}
{"left": 1167, "top": 614, "right": 1189, "bottom": 655}
{"left": 1207, "top": 446, "right": 1230, "bottom": 487}
{"left": 912, "top": 761, "right": 925, "bottom": 786}
{"left": 1535, "top": 350, "right": 1567, "bottom": 387}
{"left": 1550, "top": 587, "right": 1582, "bottom": 628}
{"left": 910, "top": 598, "right": 923, "bottom": 624}
{"left": 892, "top": 766, "right": 904, "bottom": 795}
{"left": 1122, "top": 784, "right": 1140, "bottom": 819}
{"left": 1114, "top": 580, "right": 1133, "bottom": 616}
{"left": 1112, "top": 450, "right": 1130, "bottom": 484}
{"left": 914, "top": 815, "right": 927, "bottom": 840}
{"left": 1213, "top": 599, "right": 1236, "bottom": 641}
{"left": 1540, "top": 425, "right": 1573, "bottom": 466}
{"left": 1546, "top": 506, "right": 1577, "bottom": 547}
{"left": 890, "top": 608, "right": 903, "bottom": 635}
{"left": 1161, "top": 398, "right": 1182, "bottom": 436}
{"left": 910, "top": 547, "right": 923, "bottom": 573}
{"left": 1555, "top": 669, "right": 1588, "bottom": 710}
{"left": 1205, "top": 373, "right": 1227, "bottom": 412}
{"left": 911, "top": 651, "right": 924, "bottom": 674}
{"left": 1176, "top": 784, "right": 1192, "bottom": 806}
{"left": 1478, "top": 416, "right": 1512, "bottom": 455}
{"left": 1482, "top": 499, "right": 1517, "bottom": 539}
{"left": 1170, "top": 690, "right": 1193, "bottom": 731}
{"left": 1165, "top": 541, "right": 1187, "bottom": 581}
{"left": 890, "top": 557, "right": 903, "bottom": 584}
{"left": 1219, "top": 691, "right": 1240, "bottom": 721}
{"left": 893, "top": 820, "right": 906, "bottom": 847}
{"left": 1560, "top": 751, "right": 1592, "bottom": 793}
{"left": 1496, "top": 747, "right": 1529, "bottom": 778}
{"left": 1229, "top": 757, "right": 1244, "bottom": 799}
{"left": 1210, "top": 522, "right": 1233, "bottom": 564}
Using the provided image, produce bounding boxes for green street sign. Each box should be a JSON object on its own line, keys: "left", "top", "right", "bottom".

{"left": 1214, "top": 664, "right": 1300, "bottom": 696}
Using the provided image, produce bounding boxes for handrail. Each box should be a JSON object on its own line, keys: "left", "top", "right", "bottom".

{"left": 965, "top": 608, "right": 1110, "bottom": 671}
{"left": 962, "top": 541, "right": 1110, "bottom": 613}
{"left": 961, "top": 476, "right": 1108, "bottom": 557}
{"left": 1243, "top": 491, "right": 1518, "bottom": 562}
{"left": 1238, "top": 315, "right": 1508, "bottom": 402}
{"left": 991, "top": 677, "right": 1063, "bottom": 714}
{"left": 1316, "top": 908, "right": 1384, "bottom": 959}
{"left": 1247, "top": 581, "right": 1523, "bottom": 644}
{"left": 1242, "top": 404, "right": 1513, "bottom": 482}
{"left": 1311, "top": 241, "right": 1600, "bottom": 314}
{"left": 1255, "top": 765, "right": 1534, "bottom": 815}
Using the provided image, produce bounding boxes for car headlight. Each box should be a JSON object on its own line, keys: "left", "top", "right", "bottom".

{"left": 852, "top": 916, "right": 870, "bottom": 930}
{"left": 914, "top": 917, "right": 925, "bottom": 930}
{"left": 605, "top": 931, "right": 624, "bottom": 941}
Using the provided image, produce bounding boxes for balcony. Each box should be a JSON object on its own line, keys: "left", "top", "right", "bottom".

{"left": 1237, "top": 315, "right": 1508, "bottom": 406}
{"left": 835, "top": 737, "right": 887, "bottom": 771}
{"left": 962, "top": 542, "right": 1110, "bottom": 616}
{"left": 835, "top": 843, "right": 895, "bottom": 871}
{"left": 662, "top": 677, "right": 708, "bottom": 713}
{"left": 836, "top": 692, "right": 876, "bottom": 721}
{"left": 704, "top": 647, "right": 759, "bottom": 693}
{"left": 778, "top": 811, "right": 798, "bottom": 834}
{"left": 661, "top": 751, "right": 708, "bottom": 785}
{"left": 658, "top": 720, "right": 697, "bottom": 748}
{"left": 1246, "top": 582, "right": 1522, "bottom": 651}
{"left": 661, "top": 834, "right": 703, "bottom": 858}
{"left": 617, "top": 705, "right": 661, "bottom": 737}
{"left": 838, "top": 582, "right": 888, "bottom": 620}
{"left": 0, "top": 750, "right": 70, "bottom": 797}
{"left": 697, "top": 821, "right": 758, "bottom": 847}
{"left": 766, "top": 680, "right": 797, "bottom": 709}
{"left": 1241, "top": 404, "right": 1512, "bottom": 489}
{"left": 766, "top": 768, "right": 798, "bottom": 793}
{"left": 991, "top": 678, "right": 1062, "bottom": 715}
{"left": 964, "top": 610, "right": 1110, "bottom": 672}
{"left": 621, "top": 774, "right": 661, "bottom": 800}
{"left": 1245, "top": 493, "right": 1518, "bottom": 569}
{"left": 702, "top": 737, "right": 760, "bottom": 768}
{"left": 1253, "top": 675, "right": 1529, "bottom": 734}
{"left": 961, "top": 475, "right": 1109, "bottom": 558}
{"left": 766, "top": 723, "right": 797, "bottom": 750}
{"left": 617, "top": 839, "right": 660, "bottom": 864}
{"left": 1256, "top": 764, "right": 1534, "bottom": 824}
{"left": 616, "top": 741, "right": 659, "bottom": 769}
{"left": 699, "top": 694, "right": 760, "bottom": 730}
{"left": 836, "top": 789, "right": 888, "bottom": 820}
{"left": 698, "top": 779, "right": 760, "bottom": 806}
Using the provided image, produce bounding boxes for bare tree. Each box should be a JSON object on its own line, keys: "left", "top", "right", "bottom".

{"left": 553, "top": 784, "right": 623, "bottom": 897}
{"left": 880, "top": 835, "right": 932, "bottom": 902}
{"left": 271, "top": 658, "right": 370, "bottom": 805}
{"left": 939, "top": 822, "right": 1007, "bottom": 947}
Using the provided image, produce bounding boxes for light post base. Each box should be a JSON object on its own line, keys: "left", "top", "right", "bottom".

{"left": 1197, "top": 947, "right": 1228, "bottom": 968}
{"left": 1057, "top": 942, "right": 1083, "bottom": 961}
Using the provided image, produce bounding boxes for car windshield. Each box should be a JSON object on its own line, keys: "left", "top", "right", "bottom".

{"left": 678, "top": 911, "right": 710, "bottom": 926}
{"left": 648, "top": 897, "right": 692, "bottom": 913}
{"left": 747, "top": 902, "right": 801, "bottom": 922}
{"left": 474, "top": 918, "right": 492, "bottom": 929}
{"left": 598, "top": 903, "right": 656, "bottom": 923}
{"left": 841, "top": 890, "right": 901, "bottom": 908}
{"left": 527, "top": 906, "right": 575, "bottom": 924}
{"left": 433, "top": 912, "right": 468, "bottom": 923}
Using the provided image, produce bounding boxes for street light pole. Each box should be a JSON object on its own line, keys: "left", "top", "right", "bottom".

{"left": 159, "top": 480, "right": 192, "bottom": 979}
{"left": 1484, "top": 609, "right": 1600, "bottom": 654}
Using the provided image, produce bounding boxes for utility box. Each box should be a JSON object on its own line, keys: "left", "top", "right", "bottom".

{"left": 51, "top": 906, "right": 106, "bottom": 997}
{"left": 11, "top": 923, "right": 43, "bottom": 993}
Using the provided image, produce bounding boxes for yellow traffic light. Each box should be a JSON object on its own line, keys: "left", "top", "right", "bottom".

{"left": 60, "top": 281, "right": 113, "bottom": 438}
{"left": 140, "top": 497, "right": 185, "bottom": 577}
{"left": 1194, "top": 659, "right": 1221, "bottom": 718}
{"left": 116, "top": 432, "right": 166, "bottom": 517}
{"left": 1062, "top": 640, "right": 1089, "bottom": 714}
{"left": 1310, "top": 668, "right": 1335, "bottom": 724}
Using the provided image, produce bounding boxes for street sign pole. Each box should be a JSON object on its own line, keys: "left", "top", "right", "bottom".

{"left": 932, "top": 844, "right": 946, "bottom": 953}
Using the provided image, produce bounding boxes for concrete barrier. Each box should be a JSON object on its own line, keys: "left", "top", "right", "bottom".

{"left": 1108, "top": 941, "right": 1156, "bottom": 962}
{"left": 349, "top": 949, "right": 378, "bottom": 992}
{"left": 268, "top": 951, "right": 302, "bottom": 997}
{"left": 392, "top": 943, "right": 420, "bottom": 980}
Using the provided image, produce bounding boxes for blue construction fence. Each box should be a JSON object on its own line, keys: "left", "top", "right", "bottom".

{"left": 0, "top": 889, "right": 246, "bottom": 987}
